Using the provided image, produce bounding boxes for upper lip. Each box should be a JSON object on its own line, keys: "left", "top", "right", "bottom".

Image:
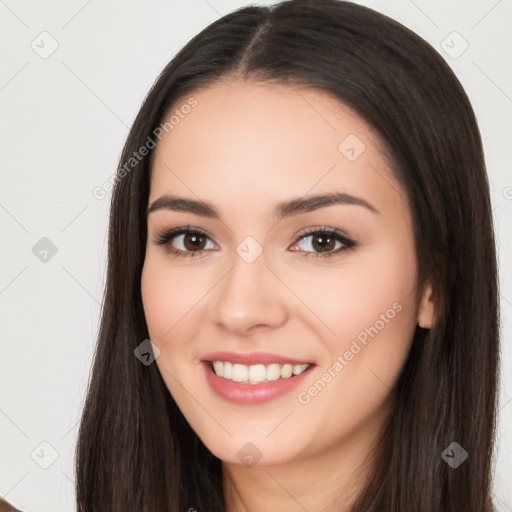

{"left": 201, "top": 351, "right": 314, "bottom": 366}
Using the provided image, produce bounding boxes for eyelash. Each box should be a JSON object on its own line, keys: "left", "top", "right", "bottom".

{"left": 152, "top": 224, "right": 357, "bottom": 259}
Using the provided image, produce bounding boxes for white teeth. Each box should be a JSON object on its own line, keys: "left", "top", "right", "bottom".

{"left": 212, "top": 361, "right": 224, "bottom": 377}
{"left": 266, "top": 363, "right": 281, "bottom": 382}
{"left": 293, "top": 364, "right": 309, "bottom": 375}
{"left": 248, "top": 364, "right": 266, "bottom": 383}
{"left": 232, "top": 364, "right": 248, "bottom": 382}
{"left": 210, "top": 361, "right": 311, "bottom": 384}
{"left": 223, "top": 361, "right": 233, "bottom": 379}
{"left": 281, "top": 364, "right": 293, "bottom": 378}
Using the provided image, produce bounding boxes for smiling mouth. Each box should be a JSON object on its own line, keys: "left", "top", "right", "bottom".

{"left": 206, "top": 360, "right": 314, "bottom": 385}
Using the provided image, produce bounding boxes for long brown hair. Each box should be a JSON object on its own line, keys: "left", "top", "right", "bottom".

{"left": 75, "top": 1, "right": 500, "bottom": 510}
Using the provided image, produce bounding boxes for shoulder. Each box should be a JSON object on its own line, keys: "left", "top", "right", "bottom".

{"left": 0, "top": 498, "right": 23, "bottom": 512}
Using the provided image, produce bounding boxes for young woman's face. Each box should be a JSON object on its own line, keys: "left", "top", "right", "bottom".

{"left": 141, "top": 79, "right": 432, "bottom": 469}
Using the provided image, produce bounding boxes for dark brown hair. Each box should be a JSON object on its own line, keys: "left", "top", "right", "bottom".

{"left": 75, "top": 1, "right": 500, "bottom": 510}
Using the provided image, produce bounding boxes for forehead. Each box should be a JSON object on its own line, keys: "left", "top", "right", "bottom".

{"left": 149, "top": 79, "right": 404, "bottom": 217}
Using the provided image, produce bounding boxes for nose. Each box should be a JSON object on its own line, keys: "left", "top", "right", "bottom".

{"left": 208, "top": 249, "right": 288, "bottom": 337}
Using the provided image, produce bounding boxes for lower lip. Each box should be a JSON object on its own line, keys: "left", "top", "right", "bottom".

{"left": 202, "top": 361, "right": 316, "bottom": 405}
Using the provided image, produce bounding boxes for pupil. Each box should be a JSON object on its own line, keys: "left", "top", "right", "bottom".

{"left": 313, "top": 235, "right": 334, "bottom": 252}
{"left": 185, "top": 234, "right": 205, "bottom": 251}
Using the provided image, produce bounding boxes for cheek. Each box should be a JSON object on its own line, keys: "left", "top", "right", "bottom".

{"left": 287, "top": 253, "right": 418, "bottom": 449}
{"left": 292, "top": 243, "right": 418, "bottom": 383}
{"left": 141, "top": 256, "right": 208, "bottom": 341}
{"left": 141, "top": 258, "right": 208, "bottom": 401}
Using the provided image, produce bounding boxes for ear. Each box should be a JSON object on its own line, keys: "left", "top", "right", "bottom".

{"left": 417, "top": 279, "right": 437, "bottom": 329}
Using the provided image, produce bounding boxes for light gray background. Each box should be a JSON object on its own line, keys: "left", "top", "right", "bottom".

{"left": 0, "top": 1, "right": 510, "bottom": 511}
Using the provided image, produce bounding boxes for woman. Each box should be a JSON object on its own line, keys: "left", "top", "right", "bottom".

{"left": 75, "top": 0, "right": 500, "bottom": 510}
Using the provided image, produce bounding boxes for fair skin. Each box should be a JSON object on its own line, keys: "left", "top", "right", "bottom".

{"left": 141, "top": 79, "right": 436, "bottom": 511}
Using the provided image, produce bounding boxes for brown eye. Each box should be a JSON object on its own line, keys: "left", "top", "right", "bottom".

{"left": 153, "top": 226, "right": 217, "bottom": 257}
{"left": 310, "top": 233, "right": 336, "bottom": 253}
{"left": 182, "top": 232, "right": 207, "bottom": 251}
{"left": 291, "top": 227, "right": 357, "bottom": 259}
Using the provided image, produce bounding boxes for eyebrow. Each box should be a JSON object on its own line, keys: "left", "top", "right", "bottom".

{"left": 147, "top": 191, "right": 379, "bottom": 220}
